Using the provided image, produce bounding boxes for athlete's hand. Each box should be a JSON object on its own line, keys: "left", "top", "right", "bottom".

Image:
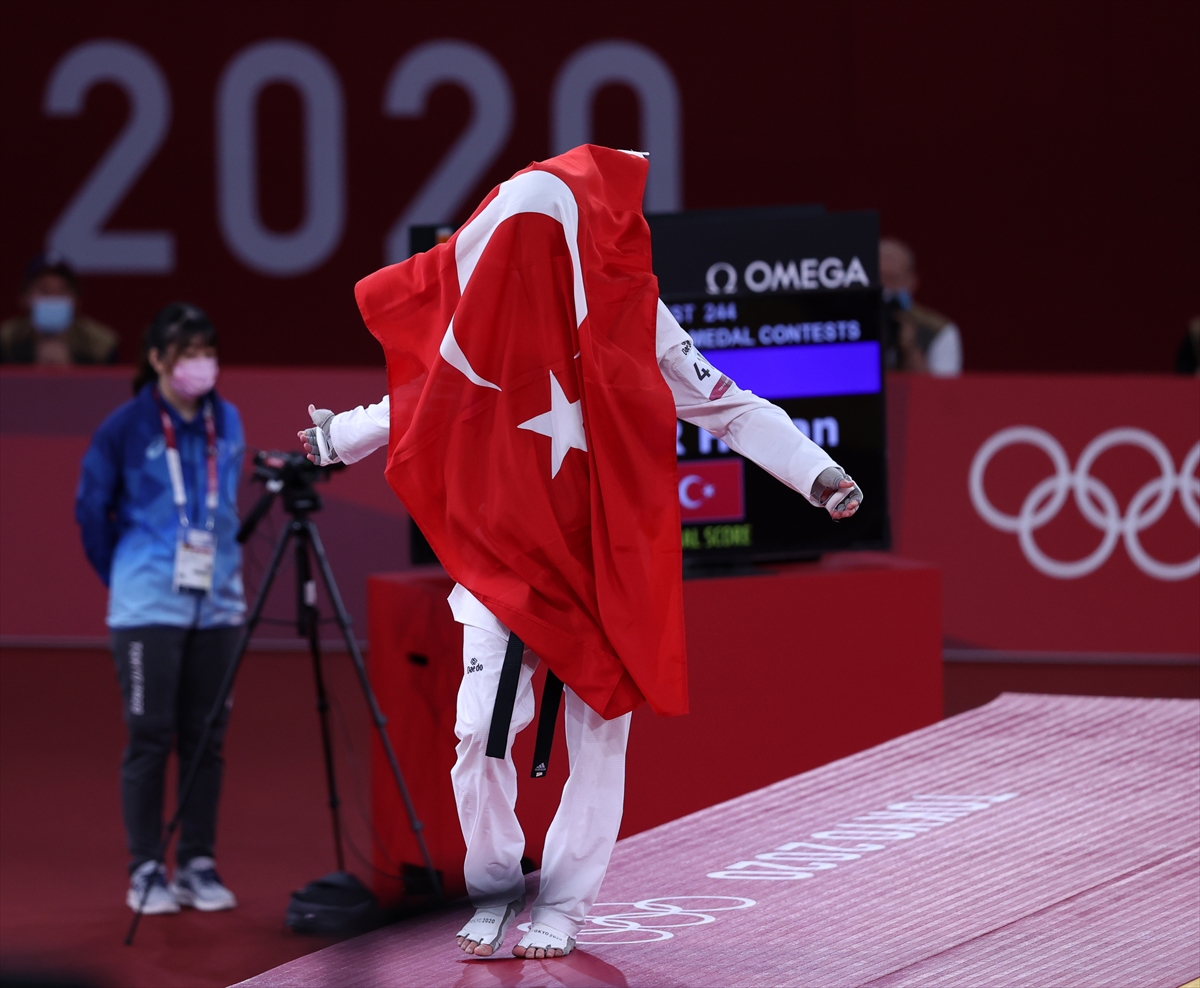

{"left": 811, "top": 467, "right": 863, "bottom": 520}
{"left": 297, "top": 404, "right": 340, "bottom": 465}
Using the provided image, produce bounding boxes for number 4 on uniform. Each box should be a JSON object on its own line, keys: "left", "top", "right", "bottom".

{"left": 694, "top": 362, "right": 711, "bottom": 382}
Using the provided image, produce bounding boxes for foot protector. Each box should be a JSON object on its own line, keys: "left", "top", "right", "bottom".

{"left": 514, "top": 921, "right": 576, "bottom": 958}
{"left": 456, "top": 895, "right": 526, "bottom": 954}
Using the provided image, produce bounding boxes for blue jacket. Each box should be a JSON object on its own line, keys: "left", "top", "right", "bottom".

{"left": 76, "top": 384, "right": 247, "bottom": 629}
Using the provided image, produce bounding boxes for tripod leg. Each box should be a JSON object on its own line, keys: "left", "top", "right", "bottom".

{"left": 125, "top": 517, "right": 293, "bottom": 945}
{"left": 304, "top": 520, "right": 443, "bottom": 901}
{"left": 295, "top": 528, "right": 346, "bottom": 873}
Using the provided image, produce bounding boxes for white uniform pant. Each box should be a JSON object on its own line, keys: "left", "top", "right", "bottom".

{"left": 452, "top": 622, "right": 631, "bottom": 937}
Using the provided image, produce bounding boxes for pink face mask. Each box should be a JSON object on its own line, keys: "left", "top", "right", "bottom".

{"left": 171, "top": 356, "right": 219, "bottom": 399}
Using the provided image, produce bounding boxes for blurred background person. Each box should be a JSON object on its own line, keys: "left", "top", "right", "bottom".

{"left": 75, "top": 303, "right": 245, "bottom": 915}
{"left": 880, "top": 237, "right": 962, "bottom": 376}
{"left": 1175, "top": 316, "right": 1200, "bottom": 375}
{"left": 0, "top": 253, "right": 119, "bottom": 365}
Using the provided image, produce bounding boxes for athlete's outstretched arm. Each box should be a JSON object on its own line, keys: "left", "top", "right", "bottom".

{"left": 298, "top": 398, "right": 390, "bottom": 466}
{"left": 654, "top": 300, "right": 863, "bottom": 518}
{"left": 298, "top": 302, "right": 863, "bottom": 518}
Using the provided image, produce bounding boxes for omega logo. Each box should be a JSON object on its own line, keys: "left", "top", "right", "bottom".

{"left": 706, "top": 257, "right": 869, "bottom": 295}
{"left": 705, "top": 262, "right": 738, "bottom": 294}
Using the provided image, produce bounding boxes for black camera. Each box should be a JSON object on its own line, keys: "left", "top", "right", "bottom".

{"left": 238, "top": 450, "right": 342, "bottom": 542}
{"left": 251, "top": 448, "right": 334, "bottom": 486}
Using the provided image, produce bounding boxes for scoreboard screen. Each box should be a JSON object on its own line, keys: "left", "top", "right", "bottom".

{"left": 646, "top": 205, "right": 888, "bottom": 566}
{"left": 666, "top": 288, "right": 888, "bottom": 564}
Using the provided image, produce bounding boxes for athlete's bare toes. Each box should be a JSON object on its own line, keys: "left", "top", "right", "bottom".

{"left": 456, "top": 936, "right": 483, "bottom": 954}
{"left": 514, "top": 945, "right": 562, "bottom": 960}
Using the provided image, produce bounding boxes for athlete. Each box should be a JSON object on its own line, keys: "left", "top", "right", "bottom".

{"left": 298, "top": 299, "right": 862, "bottom": 959}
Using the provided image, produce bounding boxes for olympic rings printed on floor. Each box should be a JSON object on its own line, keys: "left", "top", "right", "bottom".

{"left": 517, "top": 896, "right": 757, "bottom": 945}
{"left": 969, "top": 426, "right": 1200, "bottom": 581}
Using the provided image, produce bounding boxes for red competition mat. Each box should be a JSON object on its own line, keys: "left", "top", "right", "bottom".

{"left": 236, "top": 693, "right": 1200, "bottom": 988}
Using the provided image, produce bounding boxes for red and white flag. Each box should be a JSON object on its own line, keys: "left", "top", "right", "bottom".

{"left": 355, "top": 146, "right": 687, "bottom": 718}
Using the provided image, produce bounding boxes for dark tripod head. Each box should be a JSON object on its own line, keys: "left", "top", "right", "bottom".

{"left": 237, "top": 450, "right": 343, "bottom": 543}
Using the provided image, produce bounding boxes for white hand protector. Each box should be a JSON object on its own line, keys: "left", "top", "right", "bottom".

{"left": 811, "top": 466, "right": 863, "bottom": 518}
{"left": 303, "top": 404, "right": 341, "bottom": 465}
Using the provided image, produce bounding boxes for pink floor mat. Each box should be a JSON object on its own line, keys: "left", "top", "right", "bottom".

{"left": 236, "top": 692, "right": 1200, "bottom": 988}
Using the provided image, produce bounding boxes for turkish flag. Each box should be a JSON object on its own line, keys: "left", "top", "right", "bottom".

{"left": 354, "top": 146, "right": 687, "bottom": 718}
{"left": 678, "top": 460, "right": 746, "bottom": 524}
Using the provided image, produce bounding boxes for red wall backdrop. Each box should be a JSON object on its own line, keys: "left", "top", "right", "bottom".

{"left": 887, "top": 374, "right": 1199, "bottom": 656}
{"left": 1, "top": 0, "right": 1197, "bottom": 372}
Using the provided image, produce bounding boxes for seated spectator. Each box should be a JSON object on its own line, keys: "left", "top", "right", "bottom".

{"left": 879, "top": 238, "right": 962, "bottom": 376}
{"left": 0, "top": 253, "right": 119, "bottom": 365}
{"left": 1175, "top": 316, "right": 1199, "bottom": 375}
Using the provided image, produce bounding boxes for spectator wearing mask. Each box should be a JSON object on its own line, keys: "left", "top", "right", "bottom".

{"left": 75, "top": 303, "right": 245, "bottom": 916}
{"left": 879, "top": 238, "right": 962, "bottom": 376}
{"left": 0, "top": 253, "right": 119, "bottom": 365}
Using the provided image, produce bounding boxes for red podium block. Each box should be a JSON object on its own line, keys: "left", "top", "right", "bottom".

{"left": 367, "top": 553, "right": 941, "bottom": 903}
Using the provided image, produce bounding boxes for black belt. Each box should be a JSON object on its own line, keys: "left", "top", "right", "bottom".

{"left": 485, "top": 631, "right": 525, "bottom": 758}
{"left": 485, "top": 631, "right": 565, "bottom": 778}
{"left": 530, "top": 671, "right": 563, "bottom": 778}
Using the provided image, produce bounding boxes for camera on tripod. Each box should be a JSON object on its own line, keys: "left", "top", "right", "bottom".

{"left": 238, "top": 451, "right": 342, "bottom": 543}
{"left": 254, "top": 449, "right": 339, "bottom": 508}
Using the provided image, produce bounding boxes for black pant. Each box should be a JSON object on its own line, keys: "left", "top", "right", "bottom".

{"left": 111, "top": 625, "right": 241, "bottom": 873}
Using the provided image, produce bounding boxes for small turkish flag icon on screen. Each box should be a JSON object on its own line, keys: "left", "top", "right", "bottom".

{"left": 677, "top": 459, "right": 745, "bottom": 524}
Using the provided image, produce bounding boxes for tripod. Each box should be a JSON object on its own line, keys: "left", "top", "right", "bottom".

{"left": 126, "top": 453, "right": 441, "bottom": 945}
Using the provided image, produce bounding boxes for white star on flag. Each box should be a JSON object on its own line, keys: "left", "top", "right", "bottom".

{"left": 518, "top": 370, "right": 587, "bottom": 478}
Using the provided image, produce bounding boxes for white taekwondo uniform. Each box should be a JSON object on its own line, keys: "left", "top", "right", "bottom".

{"left": 324, "top": 301, "right": 842, "bottom": 937}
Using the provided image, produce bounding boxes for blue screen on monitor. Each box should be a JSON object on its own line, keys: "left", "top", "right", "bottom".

{"left": 700, "top": 341, "right": 882, "bottom": 399}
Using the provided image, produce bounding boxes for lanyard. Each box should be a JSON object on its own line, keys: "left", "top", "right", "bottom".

{"left": 154, "top": 389, "right": 218, "bottom": 530}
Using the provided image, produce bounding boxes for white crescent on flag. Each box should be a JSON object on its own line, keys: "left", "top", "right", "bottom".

{"left": 678, "top": 474, "right": 716, "bottom": 509}
{"left": 438, "top": 317, "right": 501, "bottom": 390}
{"left": 437, "top": 170, "right": 588, "bottom": 392}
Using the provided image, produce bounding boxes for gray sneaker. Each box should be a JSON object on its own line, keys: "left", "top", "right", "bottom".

{"left": 126, "top": 860, "right": 180, "bottom": 915}
{"left": 170, "top": 856, "right": 237, "bottom": 911}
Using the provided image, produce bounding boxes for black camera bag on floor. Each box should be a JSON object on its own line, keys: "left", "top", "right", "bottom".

{"left": 286, "top": 870, "right": 379, "bottom": 935}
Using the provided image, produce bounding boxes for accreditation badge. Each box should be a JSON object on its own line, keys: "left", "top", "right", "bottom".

{"left": 173, "top": 528, "right": 216, "bottom": 594}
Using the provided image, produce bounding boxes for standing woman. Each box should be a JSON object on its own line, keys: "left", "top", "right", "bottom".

{"left": 76, "top": 303, "right": 245, "bottom": 914}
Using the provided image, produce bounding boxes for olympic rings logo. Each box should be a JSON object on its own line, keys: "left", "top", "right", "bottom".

{"left": 969, "top": 427, "right": 1200, "bottom": 581}
{"left": 519, "top": 896, "right": 756, "bottom": 945}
